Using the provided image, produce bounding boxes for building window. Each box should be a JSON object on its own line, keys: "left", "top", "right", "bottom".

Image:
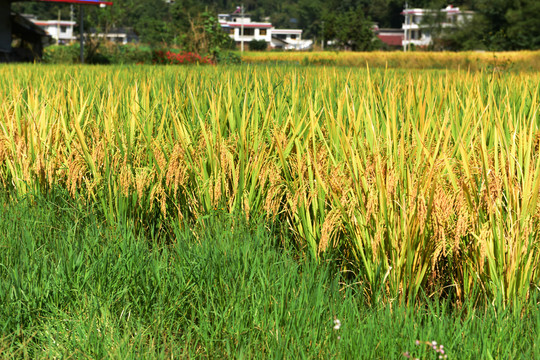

{"left": 290, "top": 34, "right": 297, "bottom": 39}
{"left": 260, "top": 29, "right": 266, "bottom": 36}
{"left": 413, "top": 15, "right": 421, "bottom": 24}
{"left": 411, "top": 30, "right": 422, "bottom": 40}
{"left": 60, "top": 25, "right": 67, "bottom": 33}
{"left": 242, "top": 28, "right": 254, "bottom": 36}
{"left": 230, "top": 28, "right": 235, "bottom": 35}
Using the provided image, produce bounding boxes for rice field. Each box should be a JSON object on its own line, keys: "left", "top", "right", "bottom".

{"left": 0, "top": 64, "right": 539, "bottom": 307}
{"left": 242, "top": 50, "right": 540, "bottom": 71}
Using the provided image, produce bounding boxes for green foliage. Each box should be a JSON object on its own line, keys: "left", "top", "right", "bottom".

{"left": 106, "top": 43, "right": 153, "bottom": 64}
{"left": 216, "top": 51, "right": 242, "bottom": 64}
{"left": 43, "top": 43, "right": 152, "bottom": 64}
{"left": 180, "top": 11, "right": 235, "bottom": 60}
{"left": 42, "top": 44, "right": 79, "bottom": 64}
{"left": 321, "top": 5, "right": 382, "bottom": 51}
{"left": 333, "top": 8, "right": 378, "bottom": 51}
{"left": 440, "top": 0, "right": 540, "bottom": 51}
{"left": 249, "top": 39, "right": 268, "bottom": 51}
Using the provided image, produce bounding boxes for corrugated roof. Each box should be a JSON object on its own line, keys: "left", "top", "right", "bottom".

{"left": 35, "top": 0, "right": 113, "bottom": 6}
{"left": 224, "top": 23, "right": 273, "bottom": 28}
{"left": 377, "top": 34, "right": 403, "bottom": 47}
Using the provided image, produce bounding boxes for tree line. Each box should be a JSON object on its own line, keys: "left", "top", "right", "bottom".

{"left": 12, "top": 0, "right": 540, "bottom": 51}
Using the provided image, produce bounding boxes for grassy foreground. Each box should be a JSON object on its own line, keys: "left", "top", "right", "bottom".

{"left": 1, "top": 193, "right": 539, "bottom": 359}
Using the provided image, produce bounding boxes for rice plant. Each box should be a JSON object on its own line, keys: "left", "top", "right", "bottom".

{"left": 0, "top": 64, "right": 538, "bottom": 306}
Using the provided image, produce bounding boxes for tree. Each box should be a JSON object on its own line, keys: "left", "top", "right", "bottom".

{"left": 504, "top": 0, "right": 540, "bottom": 50}
{"left": 181, "top": 12, "right": 234, "bottom": 59}
{"left": 443, "top": 0, "right": 540, "bottom": 51}
{"left": 325, "top": 7, "right": 377, "bottom": 51}
{"left": 249, "top": 39, "right": 267, "bottom": 51}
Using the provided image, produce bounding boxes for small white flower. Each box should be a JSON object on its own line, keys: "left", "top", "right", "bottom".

{"left": 432, "top": 341, "right": 437, "bottom": 346}
{"left": 333, "top": 318, "right": 341, "bottom": 330}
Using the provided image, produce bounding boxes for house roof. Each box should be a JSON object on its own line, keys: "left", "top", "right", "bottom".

{"left": 223, "top": 23, "right": 273, "bottom": 28}
{"left": 402, "top": 5, "right": 464, "bottom": 15}
{"left": 33, "top": 0, "right": 113, "bottom": 5}
{"left": 377, "top": 34, "right": 403, "bottom": 47}
{"left": 33, "top": 21, "right": 76, "bottom": 26}
{"left": 272, "top": 29, "right": 302, "bottom": 34}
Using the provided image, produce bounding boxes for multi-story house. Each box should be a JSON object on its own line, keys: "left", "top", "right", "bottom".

{"left": 218, "top": 13, "right": 312, "bottom": 50}
{"left": 29, "top": 17, "right": 77, "bottom": 45}
{"left": 402, "top": 5, "right": 473, "bottom": 50}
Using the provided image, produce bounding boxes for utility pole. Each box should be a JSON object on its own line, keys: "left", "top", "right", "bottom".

{"left": 79, "top": 5, "right": 84, "bottom": 63}
{"left": 403, "top": 2, "right": 408, "bottom": 52}
{"left": 240, "top": 4, "right": 244, "bottom": 53}
{"left": 57, "top": 10, "right": 61, "bottom": 44}
{"left": 321, "top": 21, "right": 324, "bottom": 50}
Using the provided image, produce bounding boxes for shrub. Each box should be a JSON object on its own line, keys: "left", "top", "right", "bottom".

{"left": 43, "top": 43, "right": 153, "bottom": 64}
{"left": 249, "top": 39, "right": 268, "bottom": 51}
{"left": 216, "top": 51, "right": 242, "bottom": 65}
{"left": 42, "top": 45, "right": 79, "bottom": 64}
{"left": 104, "top": 44, "right": 153, "bottom": 64}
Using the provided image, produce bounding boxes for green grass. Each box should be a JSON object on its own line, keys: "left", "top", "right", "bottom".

{"left": 1, "top": 192, "right": 538, "bottom": 359}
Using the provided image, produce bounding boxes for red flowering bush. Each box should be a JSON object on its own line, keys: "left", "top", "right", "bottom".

{"left": 153, "top": 50, "right": 214, "bottom": 65}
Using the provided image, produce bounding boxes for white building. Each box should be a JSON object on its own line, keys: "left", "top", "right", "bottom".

{"left": 86, "top": 29, "right": 139, "bottom": 45}
{"left": 271, "top": 29, "right": 309, "bottom": 50}
{"left": 218, "top": 13, "right": 312, "bottom": 50}
{"left": 30, "top": 19, "right": 76, "bottom": 45}
{"left": 402, "top": 5, "right": 473, "bottom": 50}
{"left": 219, "top": 14, "right": 273, "bottom": 44}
